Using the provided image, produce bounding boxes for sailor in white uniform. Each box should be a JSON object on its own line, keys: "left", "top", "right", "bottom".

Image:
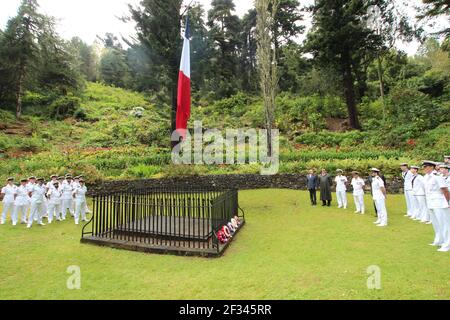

{"left": 27, "top": 178, "right": 46, "bottom": 228}
{"left": 335, "top": 169, "right": 348, "bottom": 209}
{"left": 351, "top": 171, "right": 365, "bottom": 214}
{"left": 401, "top": 163, "right": 414, "bottom": 218}
{"left": 423, "top": 161, "right": 450, "bottom": 252}
{"left": 371, "top": 168, "right": 388, "bottom": 227}
{"left": 26, "top": 177, "right": 37, "bottom": 221}
{"left": 1, "top": 178, "right": 17, "bottom": 225}
{"left": 73, "top": 179, "right": 88, "bottom": 225}
{"left": 60, "top": 176, "right": 74, "bottom": 220}
{"left": 14, "top": 179, "right": 30, "bottom": 225}
{"left": 77, "top": 175, "right": 91, "bottom": 214}
{"left": 440, "top": 164, "right": 450, "bottom": 190}
{"left": 47, "top": 182, "right": 62, "bottom": 224}
{"left": 410, "top": 166, "right": 430, "bottom": 223}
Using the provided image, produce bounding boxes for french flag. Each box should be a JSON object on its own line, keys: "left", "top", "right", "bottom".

{"left": 176, "top": 15, "right": 191, "bottom": 139}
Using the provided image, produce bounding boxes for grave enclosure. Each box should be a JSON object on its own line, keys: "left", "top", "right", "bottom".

{"left": 81, "top": 187, "right": 245, "bottom": 257}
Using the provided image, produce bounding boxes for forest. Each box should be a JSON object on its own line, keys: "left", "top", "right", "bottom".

{"left": 0, "top": 0, "right": 449, "bottom": 181}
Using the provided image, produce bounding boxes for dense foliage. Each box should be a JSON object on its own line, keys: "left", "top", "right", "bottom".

{"left": 0, "top": 0, "right": 448, "bottom": 182}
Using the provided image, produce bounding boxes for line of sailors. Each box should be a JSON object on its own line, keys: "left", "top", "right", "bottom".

{"left": 333, "top": 168, "right": 389, "bottom": 227}
{"left": 1, "top": 174, "right": 89, "bottom": 228}
{"left": 309, "top": 156, "right": 450, "bottom": 252}
{"left": 400, "top": 158, "right": 450, "bottom": 252}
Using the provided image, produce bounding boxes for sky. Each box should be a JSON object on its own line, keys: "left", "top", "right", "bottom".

{"left": 0, "top": 0, "right": 447, "bottom": 56}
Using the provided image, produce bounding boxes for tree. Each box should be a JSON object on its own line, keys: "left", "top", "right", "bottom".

{"left": 305, "top": 0, "right": 383, "bottom": 129}
{"left": 129, "top": 0, "right": 183, "bottom": 138}
{"left": 99, "top": 48, "right": 130, "bottom": 88}
{"left": 0, "top": 0, "right": 43, "bottom": 118}
{"left": 0, "top": 0, "right": 82, "bottom": 118}
{"left": 71, "top": 37, "right": 99, "bottom": 81}
{"left": 207, "top": 0, "right": 242, "bottom": 98}
{"left": 364, "top": 1, "right": 419, "bottom": 121}
{"left": 239, "top": 9, "right": 258, "bottom": 93}
{"left": 418, "top": 1, "right": 450, "bottom": 39}
{"left": 256, "top": 0, "right": 279, "bottom": 156}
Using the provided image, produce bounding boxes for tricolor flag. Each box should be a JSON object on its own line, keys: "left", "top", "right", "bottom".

{"left": 176, "top": 15, "right": 191, "bottom": 139}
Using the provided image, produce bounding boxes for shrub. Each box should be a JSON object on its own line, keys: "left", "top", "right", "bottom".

{"left": 50, "top": 95, "right": 82, "bottom": 120}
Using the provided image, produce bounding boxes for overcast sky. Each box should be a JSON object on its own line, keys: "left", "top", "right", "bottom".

{"left": 0, "top": 0, "right": 447, "bottom": 56}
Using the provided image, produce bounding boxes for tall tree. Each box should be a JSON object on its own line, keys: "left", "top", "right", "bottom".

{"left": 256, "top": 0, "right": 279, "bottom": 156}
{"left": 0, "top": 0, "right": 43, "bottom": 118}
{"left": 305, "top": 0, "right": 382, "bottom": 129}
{"left": 129, "top": 0, "right": 183, "bottom": 138}
{"left": 71, "top": 37, "right": 99, "bottom": 82}
{"left": 239, "top": 9, "right": 258, "bottom": 93}
{"left": 207, "top": 0, "right": 242, "bottom": 98}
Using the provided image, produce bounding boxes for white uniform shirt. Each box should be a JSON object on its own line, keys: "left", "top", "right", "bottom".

{"left": 1, "top": 184, "right": 17, "bottom": 203}
{"left": 73, "top": 185, "right": 87, "bottom": 202}
{"left": 30, "top": 184, "right": 46, "bottom": 204}
{"left": 371, "top": 177, "right": 386, "bottom": 200}
{"left": 412, "top": 174, "right": 426, "bottom": 196}
{"left": 14, "top": 185, "right": 30, "bottom": 206}
{"left": 424, "top": 173, "right": 449, "bottom": 209}
{"left": 47, "top": 187, "right": 62, "bottom": 204}
{"left": 60, "top": 183, "right": 74, "bottom": 200}
{"left": 335, "top": 176, "right": 348, "bottom": 192}
{"left": 46, "top": 180, "right": 58, "bottom": 191}
{"left": 351, "top": 178, "right": 365, "bottom": 196}
{"left": 403, "top": 170, "right": 414, "bottom": 191}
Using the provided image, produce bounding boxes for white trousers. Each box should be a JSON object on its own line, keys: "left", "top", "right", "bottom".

{"left": 410, "top": 195, "right": 420, "bottom": 219}
{"left": 28, "top": 202, "right": 44, "bottom": 226}
{"left": 414, "top": 196, "right": 429, "bottom": 222}
{"left": 337, "top": 191, "right": 347, "bottom": 208}
{"left": 374, "top": 198, "right": 388, "bottom": 225}
{"left": 429, "top": 210, "right": 445, "bottom": 245}
{"left": 405, "top": 190, "right": 414, "bottom": 216}
{"left": 61, "top": 199, "right": 73, "bottom": 218}
{"left": 47, "top": 202, "right": 61, "bottom": 222}
{"left": 1, "top": 202, "right": 15, "bottom": 223}
{"left": 75, "top": 200, "right": 86, "bottom": 224}
{"left": 434, "top": 208, "right": 450, "bottom": 248}
{"left": 14, "top": 205, "right": 29, "bottom": 224}
{"left": 353, "top": 195, "right": 365, "bottom": 213}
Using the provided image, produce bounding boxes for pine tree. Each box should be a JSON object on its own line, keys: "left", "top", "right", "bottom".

{"left": 129, "top": 0, "right": 183, "bottom": 138}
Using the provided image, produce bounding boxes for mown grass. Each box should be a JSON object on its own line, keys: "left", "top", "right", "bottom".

{"left": 0, "top": 190, "right": 448, "bottom": 300}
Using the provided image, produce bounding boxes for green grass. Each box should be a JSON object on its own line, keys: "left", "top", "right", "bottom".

{"left": 0, "top": 190, "right": 449, "bottom": 300}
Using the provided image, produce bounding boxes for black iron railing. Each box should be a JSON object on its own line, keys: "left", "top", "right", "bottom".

{"left": 82, "top": 188, "right": 243, "bottom": 253}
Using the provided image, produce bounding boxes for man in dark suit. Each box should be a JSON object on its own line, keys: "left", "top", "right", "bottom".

{"left": 306, "top": 169, "right": 319, "bottom": 206}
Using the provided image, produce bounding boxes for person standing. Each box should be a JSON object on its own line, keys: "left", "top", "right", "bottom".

{"left": 14, "top": 179, "right": 30, "bottom": 225}
{"left": 423, "top": 161, "right": 450, "bottom": 252}
{"left": 47, "top": 182, "right": 62, "bottom": 224}
{"left": 371, "top": 168, "right": 388, "bottom": 227}
{"left": 410, "top": 166, "right": 430, "bottom": 224}
{"left": 60, "top": 176, "right": 74, "bottom": 220}
{"left": 27, "top": 178, "right": 46, "bottom": 228}
{"left": 335, "top": 169, "right": 348, "bottom": 209}
{"left": 440, "top": 165, "right": 450, "bottom": 190}
{"left": 73, "top": 179, "right": 88, "bottom": 225}
{"left": 351, "top": 172, "right": 365, "bottom": 214}
{"left": 1, "top": 178, "right": 17, "bottom": 225}
{"left": 306, "top": 170, "right": 319, "bottom": 206}
{"left": 401, "top": 163, "right": 414, "bottom": 218}
{"left": 26, "top": 176, "right": 37, "bottom": 221}
{"left": 319, "top": 169, "right": 333, "bottom": 207}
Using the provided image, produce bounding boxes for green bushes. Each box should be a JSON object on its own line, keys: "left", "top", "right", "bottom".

{"left": 294, "top": 131, "right": 371, "bottom": 148}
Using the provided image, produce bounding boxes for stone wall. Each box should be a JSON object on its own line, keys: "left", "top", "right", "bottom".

{"left": 88, "top": 174, "right": 404, "bottom": 196}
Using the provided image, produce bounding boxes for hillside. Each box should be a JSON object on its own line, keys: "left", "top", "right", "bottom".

{"left": 0, "top": 82, "right": 448, "bottom": 182}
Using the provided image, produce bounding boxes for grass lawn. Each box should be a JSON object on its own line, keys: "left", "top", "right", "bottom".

{"left": 0, "top": 189, "right": 449, "bottom": 300}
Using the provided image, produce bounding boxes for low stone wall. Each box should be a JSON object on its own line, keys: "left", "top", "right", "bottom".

{"left": 88, "top": 174, "right": 404, "bottom": 196}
